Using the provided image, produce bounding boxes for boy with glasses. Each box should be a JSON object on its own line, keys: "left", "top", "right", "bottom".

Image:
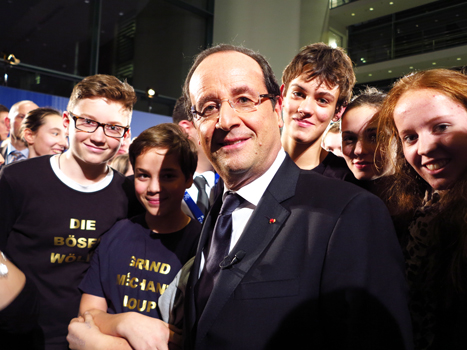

{"left": 0, "top": 74, "right": 142, "bottom": 350}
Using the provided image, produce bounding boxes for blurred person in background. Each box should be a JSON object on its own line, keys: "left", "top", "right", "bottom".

{"left": 20, "top": 107, "right": 68, "bottom": 158}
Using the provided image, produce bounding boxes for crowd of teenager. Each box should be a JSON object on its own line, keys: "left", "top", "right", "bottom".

{"left": 1, "top": 41, "right": 466, "bottom": 350}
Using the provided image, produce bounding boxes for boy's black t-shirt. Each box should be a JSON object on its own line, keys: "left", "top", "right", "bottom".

{"left": 0, "top": 155, "right": 142, "bottom": 349}
{"left": 79, "top": 214, "right": 201, "bottom": 318}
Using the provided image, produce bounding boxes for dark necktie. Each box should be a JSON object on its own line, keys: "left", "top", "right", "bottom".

{"left": 193, "top": 175, "right": 209, "bottom": 215}
{"left": 9, "top": 150, "right": 25, "bottom": 164}
{"left": 195, "top": 192, "right": 244, "bottom": 315}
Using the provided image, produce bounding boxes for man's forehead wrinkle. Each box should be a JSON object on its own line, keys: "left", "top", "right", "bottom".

{"left": 190, "top": 71, "right": 264, "bottom": 103}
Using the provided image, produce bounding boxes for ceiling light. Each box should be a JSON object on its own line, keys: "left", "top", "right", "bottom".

{"left": 146, "top": 88, "right": 156, "bottom": 98}
{"left": 368, "top": 73, "right": 372, "bottom": 77}
{"left": 432, "top": 62, "right": 436, "bottom": 65}
{"left": 389, "top": 2, "right": 394, "bottom": 4}
{"left": 351, "top": 13, "right": 355, "bottom": 16}
{"left": 388, "top": 70, "right": 392, "bottom": 73}
{"left": 457, "top": 57, "right": 462, "bottom": 61}
{"left": 409, "top": 66, "right": 414, "bottom": 69}
{"left": 369, "top": 7, "right": 374, "bottom": 11}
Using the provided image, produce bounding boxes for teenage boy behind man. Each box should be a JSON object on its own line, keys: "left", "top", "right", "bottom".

{"left": 0, "top": 74, "right": 141, "bottom": 350}
{"left": 69, "top": 123, "right": 201, "bottom": 350}
{"left": 281, "top": 43, "right": 356, "bottom": 180}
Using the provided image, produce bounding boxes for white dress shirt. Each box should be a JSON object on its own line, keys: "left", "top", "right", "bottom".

{"left": 199, "top": 149, "right": 286, "bottom": 274}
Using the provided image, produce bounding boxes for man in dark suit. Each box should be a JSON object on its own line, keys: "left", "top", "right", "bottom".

{"left": 181, "top": 44, "right": 413, "bottom": 350}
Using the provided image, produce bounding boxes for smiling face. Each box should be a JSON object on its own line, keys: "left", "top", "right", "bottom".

{"left": 393, "top": 89, "right": 467, "bottom": 190}
{"left": 26, "top": 114, "right": 67, "bottom": 158}
{"left": 64, "top": 97, "right": 130, "bottom": 165}
{"left": 189, "top": 51, "right": 283, "bottom": 190}
{"left": 134, "top": 147, "right": 192, "bottom": 219}
{"left": 281, "top": 75, "right": 339, "bottom": 147}
{"left": 341, "top": 105, "right": 380, "bottom": 180}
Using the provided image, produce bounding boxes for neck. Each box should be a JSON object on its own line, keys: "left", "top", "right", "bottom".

{"left": 59, "top": 152, "right": 109, "bottom": 185}
{"left": 196, "top": 154, "right": 214, "bottom": 174}
{"left": 27, "top": 146, "right": 37, "bottom": 159}
{"left": 10, "top": 136, "right": 27, "bottom": 151}
{"left": 145, "top": 210, "right": 190, "bottom": 234}
{"left": 282, "top": 135, "right": 327, "bottom": 170}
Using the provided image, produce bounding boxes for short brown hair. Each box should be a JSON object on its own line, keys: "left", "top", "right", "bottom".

{"left": 172, "top": 96, "right": 189, "bottom": 124}
{"left": 182, "top": 44, "right": 280, "bottom": 121}
{"left": 67, "top": 74, "right": 137, "bottom": 117}
{"left": 282, "top": 43, "right": 355, "bottom": 112}
{"left": 129, "top": 123, "right": 197, "bottom": 180}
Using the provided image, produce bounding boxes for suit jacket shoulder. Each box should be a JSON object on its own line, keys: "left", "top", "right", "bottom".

{"left": 185, "top": 155, "right": 412, "bottom": 350}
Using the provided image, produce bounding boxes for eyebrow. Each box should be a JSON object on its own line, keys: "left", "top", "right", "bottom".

{"left": 290, "top": 83, "right": 336, "bottom": 99}
{"left": 289, "top": 83, "right": 305, "bottom": 91}
{"left": 196, "top": 85, "right": 258, "bottom": 108}
{"left": 77, "top": 114, "right": 127, "bottom": 126}
{"left": 231, "top": 85, "right": 257, "bottom": 95}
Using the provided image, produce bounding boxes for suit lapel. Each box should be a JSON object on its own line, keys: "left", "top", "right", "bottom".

{"left": 195, "top": 156, "right": 301, "bottom": 343}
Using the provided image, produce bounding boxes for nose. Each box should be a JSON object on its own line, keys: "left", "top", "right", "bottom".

{"left": 417, "top": 133, "right": 436, "bottom": 156}
{"left": 58, "top": 134, "right": 68, "bottom": 149}
{"left": 148, "top": 178, "right": 160, "bottom": 194}
{"left": 90, "top": 125, "right": 107, "bottom": 143}
{"left": 354, "top": 139, "right": 369, "bottom": 156}
{"left": 216, "top": 100, "right": 241, "bottom": 131}
{"left": 297, "top": 96, "right": 314, "bottom": 115}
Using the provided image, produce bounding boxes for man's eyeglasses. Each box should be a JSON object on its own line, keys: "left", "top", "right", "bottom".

{"left": 68, "top": 112, "right": 129, "bottom": 138}
{"left": 191, "top": 92, "right": 277, "bottom": 120}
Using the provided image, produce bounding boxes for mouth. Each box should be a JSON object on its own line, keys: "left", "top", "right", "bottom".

{"left": 293, "top": 117, "right": 313, "bottom": 127}
{"left": 424, "top": 159, "right": 450, "bottom": 171}
{"left": 219, "top": 136, "right": 250, "bottom": 150}
{"left": 84, "top": 143, "right": 106, "bottom": 153}
{"left": 145, "top": 197, "right": 161, "bottom": 206}
{"left": 353, "top": 160, "right": 373, "bottom": 170}
{"left": 52, "top": 148, "right": 65, "bottom": 154}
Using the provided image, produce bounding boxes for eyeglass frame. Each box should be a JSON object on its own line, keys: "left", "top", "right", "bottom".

{"left": 190, "top": 93, "right": 278, "bottom": 120}
{"left": 68, "top": 112, "right": 130, "bottom": 138}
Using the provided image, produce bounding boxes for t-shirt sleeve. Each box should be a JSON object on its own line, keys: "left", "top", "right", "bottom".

{"left": 78, "top": 243, "right": 105, "bottom": 298}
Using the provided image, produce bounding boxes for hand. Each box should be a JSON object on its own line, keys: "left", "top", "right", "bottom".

{"left": 67, "top": 314, "right": 98, "bottom": 350}
{"left": 68, "top": 313, "right": 134, "bottom": 350}
{"left": 114, "top": 312, "right": 174, "bottom": 350}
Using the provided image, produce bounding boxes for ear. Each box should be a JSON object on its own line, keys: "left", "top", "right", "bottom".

{"left": 333, "top": 106, "right": 346, "bottom": 122}
{"left": 23, "top": 128, "right": 35, "bottom": 145}
{"left": 5, "top": 116, "right": 10, "bottom": 130}
{"left": 274, "top": 95, "right": 283, "bottom": 128}
{"left": 62, "top": 112, "right": 70, "bottom": 135}
{"left": 178, "top": 120, "right": 194, "bottom": 133}
{"left": 280, "top": 84, "right": 286, "bottom": 99}
{"left": 123, "top": 127, "right": 131, "bottom": 140}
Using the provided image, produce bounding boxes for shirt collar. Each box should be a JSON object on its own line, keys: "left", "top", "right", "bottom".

{"left": 194, "top": 170, "right": 216, "bottom": 188}
{"left": 7, "top": 142, "right": 29, "bottom": 158}
{"left": 223, "top": 148, "right": 286, "bottom": 206}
